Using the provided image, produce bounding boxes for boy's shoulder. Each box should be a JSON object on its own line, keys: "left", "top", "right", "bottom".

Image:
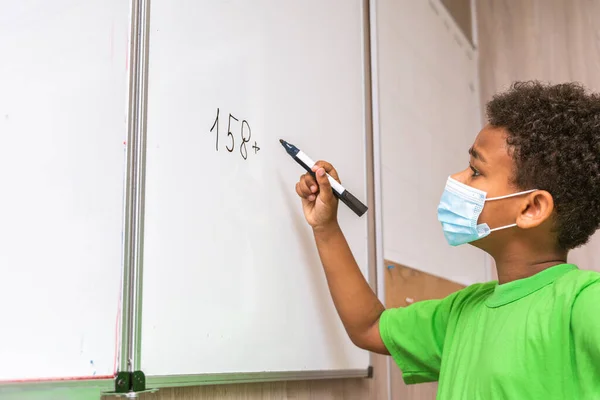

{"left": 556, "top": 265, "right": 600, "bottom": 295}
{"left": 458, "top": 280, "right": 497, "bottom": 296}
{"left": 525, "top": 265, "right": 600, "bottom": 314}
{"left": 567, "top": 268, "right": 600, "bottom": 334}
{"left": 416, "top": 266, "right": 600, "bottom": 311}
{"left": 446, "top": 280, "right": 496, "bottom": 308}
{"left": 456, "top": 265, "right": 600, "bottom": 297}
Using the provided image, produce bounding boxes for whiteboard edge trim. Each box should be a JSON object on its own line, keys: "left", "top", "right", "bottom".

{"left": 0, "top": 378, "right": 114, "bottom": 392}
{"left": 145, "top": 369, "right": 371, "bottom": 388}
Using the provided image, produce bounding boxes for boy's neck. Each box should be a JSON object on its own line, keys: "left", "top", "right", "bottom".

{"left": 493, "top": 250, "right": 568, "bottom": 284}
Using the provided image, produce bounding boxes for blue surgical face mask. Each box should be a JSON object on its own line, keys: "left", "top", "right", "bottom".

{"left": 437, "top": 177, "right": 537, "bottom": 246}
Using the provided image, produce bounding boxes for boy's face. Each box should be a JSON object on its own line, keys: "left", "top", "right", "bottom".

{"left": 450, "top": 124, "right": 525, "bottom": 250}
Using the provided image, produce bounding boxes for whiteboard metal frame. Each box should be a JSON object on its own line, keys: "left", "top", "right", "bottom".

{"left": 129, "top": 0, "right": 378, "bottom": 387}
{"left": 145, "top": 369, "right": 370, "bottom": 388}
{"left": 363, "top": 0, "right": 379, "bottom": 315}
{"left": 120, "top": 0, "right": 151, "bottom": 376}
{"left": 368, "top": 1, "right": 392, "bottom": 399}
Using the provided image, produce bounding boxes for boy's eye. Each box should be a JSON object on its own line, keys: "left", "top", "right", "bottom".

{"left": 469, "top": 164, "right": 480, "bottom": 177}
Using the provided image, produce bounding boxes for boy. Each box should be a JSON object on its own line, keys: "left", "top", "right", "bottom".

{"left": 294, "top": 81, "right": 600, "bottom": 399}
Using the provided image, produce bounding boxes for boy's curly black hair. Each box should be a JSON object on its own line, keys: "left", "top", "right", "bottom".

{"left": 487, "top": 81, "right": 600, "bottom": 250}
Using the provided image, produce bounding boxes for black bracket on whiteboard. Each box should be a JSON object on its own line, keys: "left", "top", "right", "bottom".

{"left": 102, "top": 371, "right": 157, "bottom": 397}
{"left": 115, "top": 370, "right": 145, "bottom": 393}
{"left": 110, "top": 370, "right": 156, "bottom": 396}
{"left": 114, "top": 371, "right": 131, "bottom": 393}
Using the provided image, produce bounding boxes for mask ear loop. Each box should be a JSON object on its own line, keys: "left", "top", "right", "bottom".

{"left": 486, "top": 189, "right": 537, "bottom": 202}
{"left": 484, "top": 189, "right": 537, "bottom": 232}
{"left": 489, "top": 223, "right": 517, "bottom": 232}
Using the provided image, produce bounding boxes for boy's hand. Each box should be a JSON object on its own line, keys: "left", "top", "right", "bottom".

{"left": 295, "top": 161, "right": 340, "bottom": 229}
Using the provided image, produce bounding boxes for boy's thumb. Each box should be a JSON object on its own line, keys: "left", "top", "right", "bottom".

{"left": 316, "top": 168, "right": 333, "bottom": 202}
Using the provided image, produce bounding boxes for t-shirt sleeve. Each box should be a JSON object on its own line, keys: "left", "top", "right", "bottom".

{"left": 379, "top": 290, "right": 460, "bottom": 384}
{"left": 571, "top": 280, "right": 600, "bottom": 390}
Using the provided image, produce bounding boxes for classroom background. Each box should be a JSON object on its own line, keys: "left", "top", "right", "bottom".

{"left": 1, "top": 1, "right": 598, "bottom": 400}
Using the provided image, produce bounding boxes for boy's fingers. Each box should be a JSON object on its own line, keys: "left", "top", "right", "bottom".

{"left": 303, "top": 174, "right": 318, "bottom": 193}
{"left": 298, "top": 173, "right": 320, "bottom": 197}
{"left": 300, "top": 175, "right": 314, "bottom": 196}
{"left": 295, "top": 182, "right": 303, "bottom": 198}
{"left": 296, "top": 181, "right": 316, "bottom": 202}
{"left": 315, "top": 167, "right": 333, "bottom": 202}
{"left": 312, "top": 160, "right": 340, "bottom": 183}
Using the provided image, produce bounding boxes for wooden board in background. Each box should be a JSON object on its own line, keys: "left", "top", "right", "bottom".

{"left": 384, "top": 260, "right": 466, "bottom": 400}
{"left": 384, "top": 261, "right": 466, "bottom": 308}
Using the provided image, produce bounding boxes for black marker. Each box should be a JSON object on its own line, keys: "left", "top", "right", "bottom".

{"left": 279, "top": 139, "right": 368, "bottom": 217}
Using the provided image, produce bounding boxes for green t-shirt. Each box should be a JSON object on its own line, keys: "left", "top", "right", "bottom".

{"left": 379, "top": 264, "right": 600, "bottom": 399}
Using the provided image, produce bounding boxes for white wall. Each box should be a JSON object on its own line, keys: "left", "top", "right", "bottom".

{"left": 374, "top": 0, "right": 487, "bottom": 285}
{"left": 570, "top": 235, "right": 600, "bottom": 271}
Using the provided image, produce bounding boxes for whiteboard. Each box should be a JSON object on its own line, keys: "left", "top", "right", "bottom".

{"left": 0, "top": 0, "right": 128, "bottom": 382}
{"left": 373, "top": 0, "right": 487, "bottom": 285}
{"left": 141, "top": 1, "right": 371, "bottom": 378}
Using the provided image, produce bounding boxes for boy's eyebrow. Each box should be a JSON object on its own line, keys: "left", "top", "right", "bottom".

{"left": 469, "top": 146, "right": 487, "bottom": 163}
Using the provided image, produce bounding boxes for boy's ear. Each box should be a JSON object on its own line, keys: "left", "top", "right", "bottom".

{"left": 516, "top": 190, "right": 554, "bottom": 229}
